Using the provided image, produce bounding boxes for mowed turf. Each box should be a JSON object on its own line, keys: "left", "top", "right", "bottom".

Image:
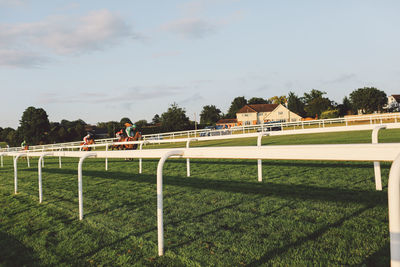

{"left": 1, "top": 129, "right": 399, "bottom": 266}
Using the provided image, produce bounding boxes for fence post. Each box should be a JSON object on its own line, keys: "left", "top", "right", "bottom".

{"left": 105, "top": 144, "right": 108, "bottom": 171}
{"left": 13, "top": 153, "right": 27, "bottom": 194}
{"left": 78, "top": 153, "right": 96, "bottom": 220}
{"left": 388, "top": 152, "right": 400, "bottom": 266}
{"left": 27, "top": 153, "right": 30, "bottom": 168}
{"left": 372, "top": 125, "right": 386, "bottom": 191}
{"left": 139, "top": 141, "right": 149, "bottom": 174}
{"left": 257, "top": 133, "right": 269, "bottom": 182}
{"left": 1, "top": 154, "right": 3, "bottom": 167}
{"left": 157, "top": 150, "right": 184, "bottom": 256}
{"left": 186, "top": 139, "right": 198, "bottom": 177}
{"left": 59, "top": 148, "right": 62, "bottom": 168}
{"left": 38, "top": 153, "right": 53, "bottom": 203}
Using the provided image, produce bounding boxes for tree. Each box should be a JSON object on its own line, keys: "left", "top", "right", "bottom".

{"left": 97, "top": 121, "right": 120, "bottom": 137}
{"left": 248, "top": 97, "right": 270, "bottom": 105}
{"left": 337, "top": 96, "right": 353, "bottom": 116}
{"left": 152, "top": 114, "right": 161, "bottom": 124}
{"left": 287, "top": 92, "right": 306, "bottom": 117}
{"left": 1, "top": 127, "right": 16, "bottom": 146}
{"left": 269, "top": 95, "right": 287, "bottom": 105}
{"left": 349, "top": 87, "right": 387, "bottom": 114}
{"left": 200, "top": 105, "right": 221, "bottom": 125}
{"left": 60, "top": 119, "right": 86, "bottom": 141}
{"left": 320, "top": 109, "right": 339, "bottom": 119}
{"left": 19, "top": 106, "right": 50, "bottom": 145}
{"left": 134, "top": 119, "right": 148, "bottom": 129}
{"left": 160, "top": 103, "right": 190, "bottom": 132}
{"left": 303, "top": 89, "right": 332, "bottom": 118}
{"left": 120, "top": 117, "right": 132, "bottom": 128}
{"left": 226, "top": 96, "right": 247, "bottom": 118}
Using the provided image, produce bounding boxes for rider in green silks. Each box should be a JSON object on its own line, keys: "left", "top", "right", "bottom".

{"left": 125, "top": 123, "right": 138, "bottom": 138}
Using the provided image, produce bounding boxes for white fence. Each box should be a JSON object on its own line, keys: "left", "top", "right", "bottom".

{"left": 2, "top": 123, "right": 400, "bottom": 265}
{"left": 3, "top": 143, "right": 400, "bottom": 265}
{"left": 2, "top": 112, "right": 400, "bottom": 153}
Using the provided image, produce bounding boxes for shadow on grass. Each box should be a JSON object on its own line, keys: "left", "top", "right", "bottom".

{"left": 39, "top": 166, "right": 387, "bottom": 207}
{"left": 0, "top": 231, "right": 42, "bottom": 266}
{"left": 245, "top": 204, "right": 386, "bottom": 266}
{"left": 106, "top": 158, "right": 389, "bottom": 170}
{"left": 363, "top": 242, "right": 390, "bottom": 266}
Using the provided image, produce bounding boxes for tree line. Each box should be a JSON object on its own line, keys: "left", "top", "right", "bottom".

{"left": 199, "top": 87, "right": 388, "bottom": 124}
{"left": 0, "top": 87, "right": 391, "bottom": 147}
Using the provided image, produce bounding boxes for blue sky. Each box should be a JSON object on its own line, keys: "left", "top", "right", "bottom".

{"left": 1, "top": 0, "right": 399, "bottom": 128}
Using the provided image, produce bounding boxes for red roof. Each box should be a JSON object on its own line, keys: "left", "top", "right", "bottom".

{"left": 236, "top": 104, "right": 279, "bottom": 114}
{"left": 216, "top": 119, "right": 237, "bottom": 124}
{"left": 391, "top": 95, "right": 400, "bottom": 102}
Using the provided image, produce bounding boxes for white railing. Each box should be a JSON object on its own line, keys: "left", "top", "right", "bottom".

{"left": 3, "top": 123, "right": 400, "bottom": 180}
{"left": 2, "top": 112, "right": 400, "bottom": 153}
{"left": 3, "top": 121, "right": 400, "bottom": 264}
{"left": 4, "top": 143, "right": 400, "bottom": 264}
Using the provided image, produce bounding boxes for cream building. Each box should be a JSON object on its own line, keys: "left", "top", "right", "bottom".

{"left": 236, "top": 104, "right": 302, "bottom": 125}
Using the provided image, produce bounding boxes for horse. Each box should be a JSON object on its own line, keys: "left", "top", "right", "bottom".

{"left": 112, "top": 133, "right": 127, "bottom": 150}
{"left": 123, "top": 131, "right": 142, "bottom": 150}
{"left": 80, "top": 138, "right": 95, "bottom": 151}
{"left": 112, "top": 131, "right": 141, "bottom": 150}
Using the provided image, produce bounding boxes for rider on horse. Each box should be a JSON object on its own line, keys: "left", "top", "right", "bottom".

{"left": 83, "top": 132, "right": 94, "bottom": 145}
{"left": 124, "top": 123, "right": 141, "bottom": 150}
{"left": 124, "top": 123, "right": 138, "bottom": 139}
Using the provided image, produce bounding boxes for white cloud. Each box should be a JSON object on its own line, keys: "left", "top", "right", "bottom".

{"left": 0, "top": 0, "right": 27, "bottom": 7}
{"left": 0, "top": 9, "right": 137, "bottom": 67}
{"left": 161, "top": 18, "right": 216, "bottom": 39}
{"left": 160, "top": 0, "right": 244, "bottom": 40}
{"left": 0, "top": 49, "right": 49, "bottom": 67}
{"left": 36, "top": 85, "right": 183, "bottom": 105}
{"left": 324, "top": 73, "right": 357, "bottom": 84}
{"left": 151, "top": 50, "right": 182, "bottom": 59}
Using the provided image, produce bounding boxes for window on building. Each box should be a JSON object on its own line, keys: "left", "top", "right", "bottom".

{"left": 278, "top": 111, "right": 283, "bottom": 115}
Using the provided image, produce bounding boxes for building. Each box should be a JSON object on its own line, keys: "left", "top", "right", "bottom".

{"left": 215, "top": 118, "right": 238, "bottom": 128}
{"left": 386, "top": 95, "right": 400, "bottom": 111}
{"left": 236, "top": 104, "right": 302, "bottom": 125}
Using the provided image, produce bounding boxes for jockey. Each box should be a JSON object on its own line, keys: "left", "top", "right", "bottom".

{"left": 116, "top": 129, "right": 124, "bottom": 140}
{"left": 21, "top": 140, "right": 28, "bottom": 150}
{"left": 124, "top": 123, "right": 137, "bottom": 138}
{"left": 83, "top": 132, "right": 94, "bottom": 145}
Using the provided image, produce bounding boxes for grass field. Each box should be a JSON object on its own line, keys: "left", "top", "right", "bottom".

{"left": 1, "top": 129, "right": 399, "bottom": 266}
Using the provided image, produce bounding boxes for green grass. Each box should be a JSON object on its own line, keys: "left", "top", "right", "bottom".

{"left": 1, "top": 129, "right": 399, "bottom": 266}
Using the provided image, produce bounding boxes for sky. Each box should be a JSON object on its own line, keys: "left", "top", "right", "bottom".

{"left": 1, "top": 0, "right": 399, "bottom": 128}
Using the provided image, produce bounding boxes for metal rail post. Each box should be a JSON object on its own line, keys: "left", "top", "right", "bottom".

{"left": 105, "top": 144, "right": 108, "bottom": 171}
{"left": 157, "top": 150, "right": 184, "bottom": 256}
{"left": 59, "top": 148, "right": 62, "bottom": 168}
{"left": 13, "top": 153, "right": 27, "bottom": 194}
{"left": 257, "top": 133, "right": 269, "bottom": 182}
{"left": 388, "top": 152, "right": 400, "bottom": 267}
{"left": 186, "top": 139, "right": 198, "bottom": 177}
{"left": 78, "top": 153, "right": 96, "bottom": 220}
{"left": 372, "top": 125, "right": 386, "bottom": 191}
{"left": 38, "top": 153, "right": 53, "bottom": 203}
{"left": 27, "top": 153, "right": 30, "bottom": 168}
{"left": 139, "top": 141, "right": 149, "bottom": 174}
